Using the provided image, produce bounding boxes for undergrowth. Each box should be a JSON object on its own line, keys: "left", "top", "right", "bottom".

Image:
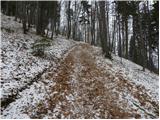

{"left": 31, "top": 37, "right": 53, "bottom": 57}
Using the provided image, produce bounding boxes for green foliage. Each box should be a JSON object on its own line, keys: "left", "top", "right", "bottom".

{"left": 1, "top": 27, "right": 14, "bottom": 33}
{"left": 31, "top": 37, "right": 52, "bottom": 57}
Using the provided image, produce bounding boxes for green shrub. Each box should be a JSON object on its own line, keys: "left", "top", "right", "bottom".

{"left": 1, "top": 27, "right": 14, "bottom": 33}
{"left": 31, "top": 37, "right": 52, "bottom": 57}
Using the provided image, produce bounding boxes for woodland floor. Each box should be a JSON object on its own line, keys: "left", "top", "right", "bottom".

{"left": 28, "top": 43, "right": 159, "bottom": 119}
{"left": 1, "top": 13, "right": 159, "bottom": 119}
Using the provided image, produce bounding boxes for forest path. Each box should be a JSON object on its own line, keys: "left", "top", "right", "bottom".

{"left": 1, "top": 13, "right": 158, "bottom": 119}
{"left": 28, "top": 43, "right": 158, "bottom": 119}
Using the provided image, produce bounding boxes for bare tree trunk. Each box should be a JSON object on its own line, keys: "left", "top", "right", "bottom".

{"left": 95, "top": 2, "right": 100, "bottom": 46}
{"left": 67, "top": 1, "right": 71, "bottom": 39}
{"left": 98, "top": 1, "right": 111, "bottom": 59}
{"left": 22, "top": 2, "right": 27, "bottom": 34}
{"left": 91, "top": 2, "right": 95, "bottom": 45}
{"left": 36, "top": 2, "right": 42, "bottom": 35}
{"left": 87, "top": 15, "right": 90, "bottom": 43}
{"left": 27, "top": 2, "right": 31, "bottom": 29}
{"left": 84, "top": 24, "right": 87, "bottom": 42}
{"left": 51, "top": 19, "right": 54, "bottom": 39}
{"left": 118, "top": 13, "right": 122, "bottom": 58}
{"left": 106, "top": 1, "right": 110, "bottom": 51}
{"left": 111, "top": 18, "right": 116, "bottom": 53}
{"left": 72, "top": 1, "right": 77, "bottom": 40}
{"left": 122, "top": 18, "right": 125, "bottom": 57}
{"left": 125, "top": 17, "right": 128, "bottom": 59}
{"left": 14, "top": 1, "right": 18, "bottom": 21}
{"left": 138, "top": 5, "right": 146, "bottom": 71}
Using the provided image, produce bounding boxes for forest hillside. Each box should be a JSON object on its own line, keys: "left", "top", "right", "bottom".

{"left": 1, "top": 12, "right": 159, "bottom": 119}
{"left": 1, "top": 1, "right": 159, "bottom": 119}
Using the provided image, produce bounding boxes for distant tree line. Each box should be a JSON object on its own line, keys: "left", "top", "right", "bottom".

{"left": 1, "top": 1, "right": 159, "bottom": 73}
{"left": 114, "top": 1, "right": 159, "bottom": 73}
{"left": 1, "top": 1, "right": 60, "bottom": 39}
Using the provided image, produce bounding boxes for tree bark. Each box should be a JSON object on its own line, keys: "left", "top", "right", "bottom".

{"left": 22, "top": 2, "right": 27, "bottom": 34}
{"left": 98, "top": 1, "right": 111, "bottom": 59}
{"left": 125, "top": 17, "right": 128, "bottom": 59}
{"left": 67, "top": 1, "right": 71, "bottom": 39}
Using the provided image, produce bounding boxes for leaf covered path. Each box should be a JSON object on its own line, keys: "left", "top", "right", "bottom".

{"left": 26, "top": 43, "right": 158, "bottom": 119}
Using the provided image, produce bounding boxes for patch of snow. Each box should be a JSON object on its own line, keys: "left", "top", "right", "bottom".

{"left": 1, "top": 81, "right": 50, "bottom": 119}
{"left": 152, "top": 51, "right": 158, "bottom": 69}
{"left": 45, "top": 37, "right": 77, "bottom": 60}
{"left": 1, "top": 29, "right": 51, "bottom": 101}
{"left": 113, "top": 55, "right": 159, "bottom": 101}
{"left": 1, "top": 13, "right": 78, "bottom": 119}
{"left": 92, "top": 45, "right": 158, "bottom": 102}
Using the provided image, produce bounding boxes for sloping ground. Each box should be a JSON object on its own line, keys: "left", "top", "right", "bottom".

{"left": 2, "top": 43, "right": 159, "bottom": 118}
{"left": 113, "top": 55, "right": 159, "bottom": 101}
{"left": 31, "top": 44, "right": 159, "bottom": 119}
{"left": 1, "top": 14, "right": 159, "bottom": 119}
{"left": 0, "top": 14, "right": 77, "bottom": 111}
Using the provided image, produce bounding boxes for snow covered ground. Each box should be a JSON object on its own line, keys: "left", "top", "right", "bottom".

{"left": 92, "top": 46, "right": 159, "bottom": 101}
{"left": 1, "top": 13, "right": 159, "bottom": 119}
{"left": 1, "top": 13, "right": 77, "bottom": 116}
{"left": 92, "top": 46, "right": 159, "bottom": 118}
{"left": 113, "top": 55, "right": 159, "bottom": 101}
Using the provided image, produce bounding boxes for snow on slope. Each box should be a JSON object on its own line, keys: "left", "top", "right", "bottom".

{"left": 83, "top": 46, "right": 159, "bottom": 118}
{"left": 93, "top": 46, "right": 159, "bottom": 102}
{"left": 113, "top": 55, "right": 159, "bottom": 101}
{"left": 1, "top": 30, "right": 50, "bottom": 103}
{"left": 1, "top": 13, "right": 76, "bottom": 112}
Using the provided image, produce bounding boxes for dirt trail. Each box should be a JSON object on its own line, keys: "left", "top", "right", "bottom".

{"left": 26, "top": 44, "right": 158, "bottom": 119}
